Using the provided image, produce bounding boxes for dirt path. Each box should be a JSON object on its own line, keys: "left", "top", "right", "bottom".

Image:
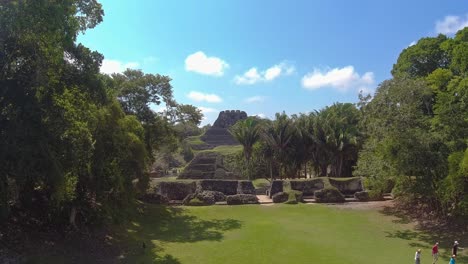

{"left": 322, "top": 199, "right": 394, "bottom": 210}
{"left": 256, "top": 194, "right": 394, "bottom": 210}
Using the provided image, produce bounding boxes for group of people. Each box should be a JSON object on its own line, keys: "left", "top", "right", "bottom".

{"left": 414, "top": 241, "right": 463, "bottom": 264}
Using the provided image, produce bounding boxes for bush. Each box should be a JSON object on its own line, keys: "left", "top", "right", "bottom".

{"left": 354, "top": 191, "right": 369, "bottom": 201}
{"left": 206, "top": 190, "right": 226, "bottom": 202}
{"left": 226, "top": 194, "right": 259, "bottom": 205}
{"left": 272, "top": 192, "right": 289, "bottom": 203}
{"left": 314, "top": 187, "right": 345, "bottom": 203}
{"left": 182, "top": 191, "right": 218, "bottom": 206}
{"left": 368, "top": 189, "right": 384, "bottom": 201}
{"left": 196, "top": 191, "right": 216, "bottom": 205}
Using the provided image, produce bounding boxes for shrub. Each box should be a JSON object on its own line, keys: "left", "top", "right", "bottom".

{"left": 272, "top": 192, "right": 289, "bottom": 203}
{"left": 195, "top": 191, "right": 216, "bottom": 205}
{"left": 314, "top": 187, "right": 345, "bottom": 203}
{"left": 354, "top": 191, "right": 369, "bottom": 201}
{"left": 226, "top": 194, "right": 259, "bottom": 205}
{"left": 368, "top": 189, "right": 384, "bottom": 201}
{"left": 211, "top": 191, "right": 226, "bottom": 202}
{"left": 183, "top": 143, "right": 194, "bottom": 162}
{"left": 182, "top": 191, "right": 218, "bottom": 206}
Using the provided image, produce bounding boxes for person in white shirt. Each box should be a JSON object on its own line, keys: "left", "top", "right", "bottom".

{"left": 414, "top": 249, "right": 421, "bottom": 264}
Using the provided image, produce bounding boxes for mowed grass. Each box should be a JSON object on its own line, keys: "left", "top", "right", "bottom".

{"left": 119, "top": 204, "right": 465, "bottom": 264}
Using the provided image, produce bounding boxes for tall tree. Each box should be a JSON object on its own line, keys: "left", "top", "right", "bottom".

{"left": 230, "top": 117, "right": 261, "bottom": 180}
{"left": 262, "top": 113, "right": 295, "bottom": 179}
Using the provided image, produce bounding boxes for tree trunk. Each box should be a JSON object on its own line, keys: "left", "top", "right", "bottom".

{"left": 320, "top": 164, "right": 327, "bottom": 177}
{"left": 269, "top": 159, "right": 273, "bottom": 182}
{"left": 304, "top": 162, "right": 307, "bottom": 178}
{"left": 246, "top": 158, "right": 251, "bottom": 181}
{"left": 69, "top": 206, "right": 78, "bottom": 229}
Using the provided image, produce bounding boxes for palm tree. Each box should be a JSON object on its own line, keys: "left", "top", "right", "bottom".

{"left": 318, "top": 103, "right": 361, "bottom": 177}
{"left": 262, "top": 112, "right": 295, "bottom": 179}
{"left": 229, "top": 117, "right": 261, "bottom": 180}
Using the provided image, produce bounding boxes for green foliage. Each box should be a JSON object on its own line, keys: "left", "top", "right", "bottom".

{"left": 229, "top": 117, "right": 261, "bottom": 180}
{"left": 391, "top": 35, "right": 449, "bottom": 78}
{"left": 0, "top": 0, "right": 188, "bottom": 225}
{"left": 359, "top": 27, "right": 468, "bottom": 219}
{"left": 182, "top": 143, "right": 194, "bottom": 162}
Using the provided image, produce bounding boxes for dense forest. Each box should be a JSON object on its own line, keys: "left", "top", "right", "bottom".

{"left": 0, "top": 1, "right": 203, "bottom": 226}
{"left": 230, "top": 29, "right": 468, "bottom": 220}
{"left": 1, "top": 0, "right": 467, "bottom": 229}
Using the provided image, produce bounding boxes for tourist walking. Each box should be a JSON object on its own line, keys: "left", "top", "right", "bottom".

{"left": 414, "top": 249, "right": 421, "bottom": 264}
{"left": 432, "top": 242, "right": 439, "bottom": 264}
{"left": 452, "top": 241, "right": 464, "bottom": 256}
{"left": 449, "top": 255, "right": 456, "bottom": 264}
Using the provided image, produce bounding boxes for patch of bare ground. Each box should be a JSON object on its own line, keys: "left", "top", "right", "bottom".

{"left": 323, "top": 199, "right": 395, "bottom": 210}
{"left": 257, "top": 195, "right": 273, "bottom": 205}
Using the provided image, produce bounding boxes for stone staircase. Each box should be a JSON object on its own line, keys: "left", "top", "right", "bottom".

{"left": 178, "top": 152, "right": 239, "bottom": 179}
{"left": 201, "top": 127, "right": 239, "bottom": 146}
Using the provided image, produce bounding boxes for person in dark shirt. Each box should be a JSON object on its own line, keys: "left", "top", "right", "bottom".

{"left": 452, "top": 241, "right": 464, "bottom": 256}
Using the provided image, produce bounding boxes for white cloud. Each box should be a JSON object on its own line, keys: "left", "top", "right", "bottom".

{"left": 255, "top": 113, "right": 267, "bottom": 119}
{"left": 408, "top": 41, "right": 417, "bottom": 47}
{"left": 100, "top": 59, "right": 139, "bottom": 74}
{"left": 435, "top": 14, "right": 468, "bottom": 35}
{"left": 187, "top": 91, "right": 222, "bottom": 103}
{"left": 198, "top": 107, "right": 218, "bottom": 114}
{"left": 265, "top": 65, "right": 282, "bottom": 81}
{"left": 244, "top": 96, "right": 265, "bottom": 103}
{"left": 301, "top": 66, "right": 374, "bottom": 93}
{"left": 185, "top": 51, "right": 229, "bottom": 76}
{"left": 234, "top": 62, "right": 295, "bottom": 85}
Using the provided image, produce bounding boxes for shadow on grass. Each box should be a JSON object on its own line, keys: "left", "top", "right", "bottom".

{"left": 380, "top": 205, "right": 468, "bottom": 263}
{"left": 116, "top": 204, "right": 243, "bottom": 263}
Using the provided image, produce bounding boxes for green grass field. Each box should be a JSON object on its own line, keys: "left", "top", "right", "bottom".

{"left": 118, "top": 204, "right": 466, "bottom": 264}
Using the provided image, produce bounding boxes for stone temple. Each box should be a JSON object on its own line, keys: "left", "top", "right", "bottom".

{"left": 201, "top": 110, "right": 247, "bottom": 147}
{"left": 179, "top": 110, "right": 247, "bottom": 179}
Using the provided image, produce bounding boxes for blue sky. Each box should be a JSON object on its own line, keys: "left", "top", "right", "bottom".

{"left": 78, "top": 0, "right": 468, "bottom": 125}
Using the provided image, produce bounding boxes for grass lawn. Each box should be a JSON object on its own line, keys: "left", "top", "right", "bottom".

{"left": 117, "top": 203, "right": 466, "bottom": 264}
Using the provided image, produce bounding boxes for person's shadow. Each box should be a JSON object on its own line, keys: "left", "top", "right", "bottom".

{"left": 380, "top": 205, "right": 467, "bottom": 263}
